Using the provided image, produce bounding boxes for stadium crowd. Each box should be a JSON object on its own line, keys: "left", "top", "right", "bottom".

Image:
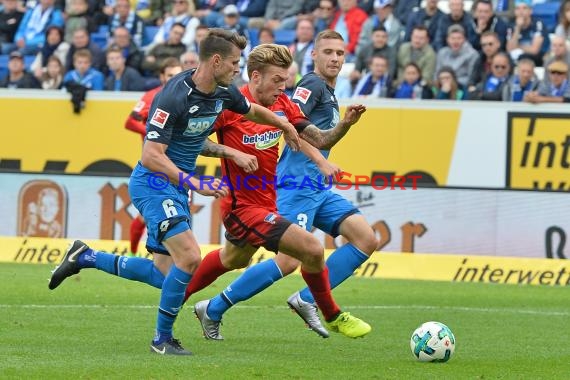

{"left": 0, "top": 0, "right": 569, "bottom": 102}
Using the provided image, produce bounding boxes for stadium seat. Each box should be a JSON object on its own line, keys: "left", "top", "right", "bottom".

{"left": 274, "top": 29, "right": 296, "bottom": 46}
{"left": 91, "top": 31, "right": 108, "bottom": 50}
{"left": 533, "top": 1, "right": 560, "bottom": 33}
{"left": 0, "top": 54, "right": 8, "bottom": 79}
{"left": 143, "top": 26, "right": 159, "bottom": 47}
{"left": 248, "top": 28, "right": 259, "bottom": 49}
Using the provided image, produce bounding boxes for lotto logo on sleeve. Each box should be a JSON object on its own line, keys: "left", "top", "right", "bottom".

{"left": 150, "top": 108, "right": 170, "bottom": 129}
{"left": 292, "top": 87, "right": 312, "bottom": 104}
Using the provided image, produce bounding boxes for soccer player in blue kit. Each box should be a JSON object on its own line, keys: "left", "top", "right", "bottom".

{"left": 192, "top": 30, "right": 378, "bottom": 339}
{"left": 48, "top": 28, "right": 301, "bottom": 355}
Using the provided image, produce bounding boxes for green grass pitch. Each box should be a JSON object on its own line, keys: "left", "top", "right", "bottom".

{"left": 1, "top": 262, "right": 570, "bottom": 379}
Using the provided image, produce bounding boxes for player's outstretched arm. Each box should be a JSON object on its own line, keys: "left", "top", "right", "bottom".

{"left": 300, "top": 104, "right": 367, "bottom": 150}
{"left": 245, "top": 103, "right": 301, "bottom": 151}
{"left": 299, "top": 140, "right": 342, "bottom": 178}
{"left": 201, "top": 139, "right": 258, "bottom": 173}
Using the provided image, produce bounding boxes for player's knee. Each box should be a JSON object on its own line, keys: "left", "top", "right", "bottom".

{"left": 359, "top": 232, "right": 379, "bottom": 255}
{"left": 302, "top": 238, "right": 325, "bottom": 268}
{"left": 175, "top": 250, "right": 202, "bottom": 273}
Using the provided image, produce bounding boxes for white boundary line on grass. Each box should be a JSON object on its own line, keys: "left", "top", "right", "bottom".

{"left": 1, "top": 304, "right": 569, "bottom": 316}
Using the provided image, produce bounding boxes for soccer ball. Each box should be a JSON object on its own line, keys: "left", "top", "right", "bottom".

{"left": 410, "top": 321, "right": 456, "bottom": 362}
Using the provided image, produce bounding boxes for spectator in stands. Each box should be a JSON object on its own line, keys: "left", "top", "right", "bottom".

{"left": 108, "top": 0, "right": 145, "bottom": 48}
{"left": 63, "top": 48, "right": 105, "bottom": 90}
{"left": 403, "top": 0, "right": 443, "bottom": 47}
{"left": 193, "top": 0, "right": 224, "bottom": 27}
{"left": 470, "top": 0, "right": 507, "bottom": 52}
{"left": 64, "top": 0, "right": 97, "bottom": 43}
{"left": 142, "top": 0, "right": 170, "bottom": 26}
{"left": 314, "top": 0, "right": 337, "bottom": 33}
{"left": 284, "top": 60, "right": 300, "bottom": 97}
{"left": 0, "top": 50, "right": 41, "bottom": 88}
{"left": 142, "top": 22, "right": 186, "bottom": 75}
{"left": 259, "top": 0, "right": 303, "bottom": 30}
{"left": 233, "top": 0, "right": 270, "bottom": 30}
{"left": 179, "top": 50, "right": 198, "bottom": 70}
{"left": 39, "top": 55, "right": 64, "bottom": 89}
{"left": 393, "top": 0, "right": 420, "bottom": 25}
{"left": 350, "top": 26, "right": 396, "bottom": 84}
{"left": 502, "top": 57, "right": 539, "bottom": 101}
{"left": 277, "top": 0, "right": 320, "bottom": 30}
{"left": 352, "top": 54, "right": 392, "bottom": 97}
{"left": 357, "top": 0, "right": 402, "bottom": 53}
{"left": 258, "top": 26, "right": 275, "bottom": 44}
{"left": 65, "top": 27, "right": 106, "bottom": 72}
{"left": 397, "top": 25, "right": 436, "bottom": 85}
{"left": 0, "top": 0, "right": 24, "bottom": 54}
{"left": 433, "top": 0, "right": 475, "bottom": 51}
{"left": 187, "top": 23, "right": 208, "bottom": 53}
{"left": 30, "top": 25, "right": 69, "bottom": 78}
{"left": 391, "top": 62, "right": 432, "bottom": 98}
{"left": 289, "top": 19, "right": 315, "bottom": 76}
{"left": 431, "top": 66, "right": 466, "bottom": 99}
{"left": 110, "top": 26, "right": 144, "bottom": 74}
{"left": 329, "top": 0, "right": 368, "bottom": 56}
{"left": 104, "top": 44, "right": 145, "bottom": 91}
{"left": 525, "top": 60, "right": 570, "bottom": 103}
{"left": 14, "top": 0, "right": 64, "bottom": 55}
{"left": 506, "top": 0, "right": 549, "bottom": 66}
{"left": 151, "top": 0, "right": 199, "bottom": 48}
{"left": 543, "top": 35, "right": 570, "bottom": 86}
{"left": 435, "top": 24, "right": 479, "bottom": 87}
{"left": 219, "top": 4, "right": 248, "bottom": 40}
{"left": 555, "top": 0, "right": 570, "bottom": 41}
{"left": 467, "top": 31, "right": 503, "bottom": 91}
{"left": 467, "top": 51, "right": 511, "bottom": 100}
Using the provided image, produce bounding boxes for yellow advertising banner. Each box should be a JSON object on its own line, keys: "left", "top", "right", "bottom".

{"left": 0, "top": 97, "right": 461, "bottom": 185}
{"left": 5, "top": 236, "right": 570, "bottom": 286}
{"left": 507, "top": 112, "right": 570, "bottom": 190}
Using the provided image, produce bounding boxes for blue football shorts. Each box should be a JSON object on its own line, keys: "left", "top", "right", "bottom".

{"left": 276, "top": 188, "right": 359, "bottom": 237}
{"left": 129, "top": 163, "right": 192, "bottom": 255}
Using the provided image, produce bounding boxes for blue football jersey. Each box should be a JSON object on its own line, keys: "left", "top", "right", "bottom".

{"left": 277, "top": 72, "right": 340, "bottom": 187}
{"left": 145, "top": 69, "right": 251, "bottom": 173}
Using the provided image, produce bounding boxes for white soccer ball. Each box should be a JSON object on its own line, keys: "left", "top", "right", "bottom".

{"left": 410, "top": 321, "right": 456, "bottom": 362}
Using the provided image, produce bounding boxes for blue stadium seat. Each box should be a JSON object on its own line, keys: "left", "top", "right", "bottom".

{"left": 98, "top": 25, "right": 110, "bottom": 35}
{"left": 533, "top": 2, "right": 560, "bottom": 33}
{"left": 248, "top": 28, "right": 259, "bottom": 48}
{"left": 273, "top": 29, "right": 296, "bottom": 46}
{"left": 91, "top": 31, "right": 108, "bottom": 50}
{"left": 143, "top": 26, "right": 159, "bottom": 47}
{"left": 0, "top": 54, "right": 8, "bottom": 79}
{"left": 24, "top": 55, "right": 35, "bottom": 69}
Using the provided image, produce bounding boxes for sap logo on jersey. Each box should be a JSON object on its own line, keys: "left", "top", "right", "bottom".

{"left": 242, "top": 130, "right": 282, "bottom": 150}
{"left": 184, "top": 116, "right": 217, "bottom": 135}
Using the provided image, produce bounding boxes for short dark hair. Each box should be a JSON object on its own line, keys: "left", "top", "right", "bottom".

{"left": 199, "top": 28, "right": 247, "bottom": 61}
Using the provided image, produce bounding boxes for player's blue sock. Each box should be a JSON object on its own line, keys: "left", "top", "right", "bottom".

{"left": 77, "top": 248, "right": 96, "bottom": 268}
{"left": 299, "top": 243, "right": 369, "bottom": 304}
{"left": 92, "top": 253, "right": 165, "bottom": 289}
{"left": 207, "top": 259, "right": 283, "bottom": 321}
{"left": 154, "top": 265, "right": 192, "bottom": 344}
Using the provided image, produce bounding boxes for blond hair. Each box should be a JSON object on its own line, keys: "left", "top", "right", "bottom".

{"left": 246, "top": 43, "right": 293, "bottom": 78}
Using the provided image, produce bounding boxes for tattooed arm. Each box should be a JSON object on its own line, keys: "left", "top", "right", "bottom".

{"left": 200, "top": 139, "right": 258, "bottom": 173}
{"left": 299, "top": 104, "right": 367, "bottom": 150}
